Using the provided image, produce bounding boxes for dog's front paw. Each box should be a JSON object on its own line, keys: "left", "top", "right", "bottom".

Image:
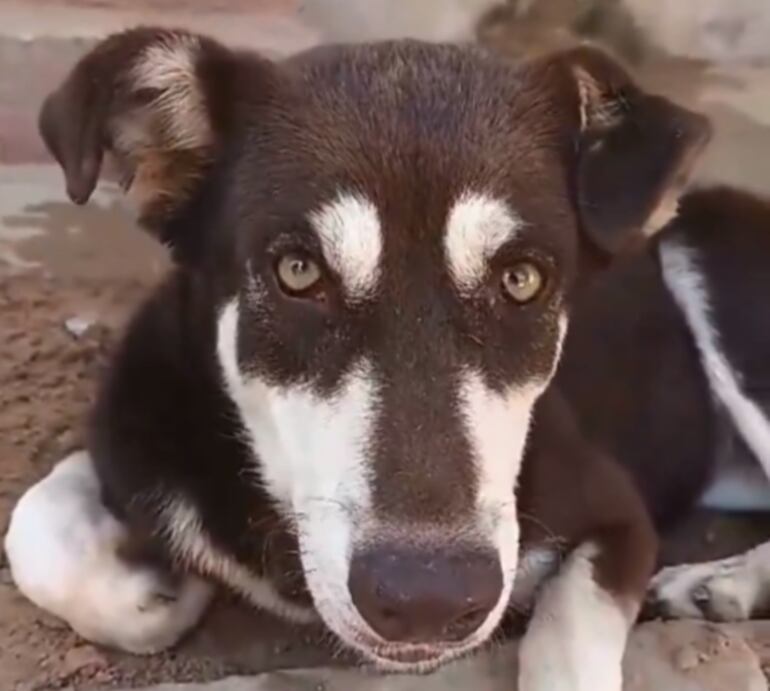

{"left": 5, "top": 451, "right": 215, "bottom": 654}
{"left": 105, "top": 571, "right": 215, "bottom": 654}
{"left": 645, "top": 555, "right": 759, "bottom": 622}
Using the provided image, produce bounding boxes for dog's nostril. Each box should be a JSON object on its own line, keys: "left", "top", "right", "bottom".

{"left": 442, "top": 605, "right": 489, "bottom": 638}
{"left": 348, "top": 544, "right": 502, "bottom": 644}
{"left": 456, "top": 606, "right": 487, "bottom": 628}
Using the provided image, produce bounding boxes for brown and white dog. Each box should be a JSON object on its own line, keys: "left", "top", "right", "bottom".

{"left": 3, "top": 28, "right": 712, "bottom": 690}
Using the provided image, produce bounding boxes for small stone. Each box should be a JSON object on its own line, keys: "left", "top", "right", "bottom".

{"left": 64, "top": 315, "right": 96, "bottom": 338}
{"left": 674, "top": 645, "right": 700, "bottom": 671}
{"left": 0, "top": 566, "right": 13, "bottom": 585}
{"left": 273, "top": 640, "right": 292, "bottom": 655}
{"left": 62, "top": 644, "right": 107, "bottom": 675}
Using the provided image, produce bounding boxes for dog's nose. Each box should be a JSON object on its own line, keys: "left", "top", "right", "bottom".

{"left": 348, "top": 545, "right": 502, "bottom": 643}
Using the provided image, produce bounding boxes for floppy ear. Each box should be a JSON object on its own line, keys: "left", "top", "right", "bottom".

{"left": 39, "top": 27, "right": 273, "bottom": 242}
{"left": 544, "top": 46, "right": 711, "bottom": 255}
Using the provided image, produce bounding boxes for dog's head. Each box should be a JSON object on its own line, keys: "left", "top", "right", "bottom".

{"left": 41, "top": 29, "right": 709, "bottom": 670}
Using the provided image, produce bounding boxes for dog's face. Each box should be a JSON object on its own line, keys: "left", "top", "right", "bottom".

{"left": 40, "top": 30, "right": 708, "bottom": 670}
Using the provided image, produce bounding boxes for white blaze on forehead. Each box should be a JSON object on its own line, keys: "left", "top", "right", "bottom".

{"left": 444, "top": 192, "right": 522, "bottom": 292}
{"left": 308, "top": 192, "right": 383, "bottom": 300}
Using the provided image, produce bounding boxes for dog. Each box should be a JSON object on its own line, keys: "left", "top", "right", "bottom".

{"left": 3, "top": 28, "right": 711, "bottom": 690}
{"left": 558, "top": 184, "right": 770, "bottom": 624}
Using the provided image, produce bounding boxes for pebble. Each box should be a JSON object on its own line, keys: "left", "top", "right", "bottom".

{"left": 674, "top": 645, "right": 700, "bottom": 671}
{"left": 0, "top": 566, "right": 13, "bottom": 586}
{"left": 64, "top": 315, "right": 96, "bottom": 338}
{"left": 62, "top": 644, "right": 108, "bottom": 675}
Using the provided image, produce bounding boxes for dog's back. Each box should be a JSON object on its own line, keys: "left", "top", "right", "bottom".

{"left": 558, "top": 186, "right": 770, "bottom": 528}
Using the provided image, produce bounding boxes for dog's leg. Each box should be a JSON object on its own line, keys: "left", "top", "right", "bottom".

{"left": 646, "top": 450, "right": 770, "bottom": 622}
{"left": 4, "top": 451, "right": 214, "bottom": 653}
{"left": 518, "top": 541, "right": 637, "bottom": 691}
{"left": 517, "top": 394, "right": 657, "bottom": 691}
{"left": 647, "top": 541, "right": 770, "bottom": 621}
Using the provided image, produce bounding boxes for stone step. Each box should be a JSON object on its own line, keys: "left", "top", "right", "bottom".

{"left": 107, "top": 622, "right": 770, "bottom": 691}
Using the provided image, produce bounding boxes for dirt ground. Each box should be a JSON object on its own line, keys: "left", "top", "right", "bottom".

{"left": 0, "top": 257, "right": 343, "bottom": 691}
{"left": 2, "top": 2, "right": 770, "bottom": 690}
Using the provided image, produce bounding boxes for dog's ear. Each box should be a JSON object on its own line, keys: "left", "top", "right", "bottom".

{"left": 39, "top": 27, "right": 273, "bottom": 240}
{"left": 543, "top": 46, "right": 711, "bottom": 255}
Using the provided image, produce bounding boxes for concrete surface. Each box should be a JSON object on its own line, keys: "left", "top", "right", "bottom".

{"left": 105, "top": 622, "right": 770, "bottom": 691}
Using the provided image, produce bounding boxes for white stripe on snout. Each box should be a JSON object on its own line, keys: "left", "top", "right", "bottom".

{"left": 456, "top": 370, "right": 552, "bottom": 643}
{"left": 308, "top": 193, "right": 382, "bottom": 300}
{"left": 216, "top": 299, "right": 380, "bottom": 642}
{"left": 456, "top": 313, "right": 567, "bottom": 640}
{"left": 444, "top": 192, "right": 522, "bottom": 292}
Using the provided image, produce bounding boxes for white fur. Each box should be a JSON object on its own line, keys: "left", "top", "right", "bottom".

{"left": 131, "top": 33, "right": 210, "bottom": 151}
{"left": 660, "top": 239, "right": 770, "bottom": 481}
{"left": 654, "top": 234, "right": 770, "bottom": 626}
{"left": 215, "top": 297, "right": 565, "bottom": 668}
{"left": 444, "top": 192, "right": 522, "bottom": 292}
{"left": 159, "top": 495, "right": 315, "bottom": 623}
{"left": 461, "top": 314, "right": 567, "bottom": 620}
{"left": 458, "top": 370, "right": 545, "bottom": 634}
{"left": 650, "top": 541, "right": 770, "bottom": 621}
{"left": 308, "top": 192, "right": 383, "bottom": 300}
{"left": 216, "top": 299, "right": 380, "bottom": 646}
{"left": 519, "top": 542, "right": 631, "bottom": 691}
{"left": 4, "top": 452, "right": 213, "bottom": 654}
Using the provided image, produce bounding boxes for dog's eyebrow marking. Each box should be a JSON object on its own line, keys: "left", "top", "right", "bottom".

{"left": 308, "top": 192, "right": 382, "bottom": 300}
{"left": 444, "top": 192, "right": 522, "bottom": 292}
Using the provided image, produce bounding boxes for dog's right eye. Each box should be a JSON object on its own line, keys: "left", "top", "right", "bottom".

{"left": 275, "top": 252, "right": 324, "bottom": 298}
{"left": 501, "top": 261, "right": 544, "bottom": 304}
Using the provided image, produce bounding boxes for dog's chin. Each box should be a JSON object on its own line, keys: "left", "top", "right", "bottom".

{"left": 361, "top": 645, "right": 472, "bottom": 674}
{"left": 328, "top": 623, "right": 486, "bottom": 674}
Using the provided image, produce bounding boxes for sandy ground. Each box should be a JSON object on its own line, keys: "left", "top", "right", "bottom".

{"left": 2, "top": 2, "right": 770, "bottom": 690}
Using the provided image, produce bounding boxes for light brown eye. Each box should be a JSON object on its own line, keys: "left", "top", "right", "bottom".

{"left": 501, "top": 262, "right": 544, "bottom": 304}
{"left": 275, "top": 253, "right": 323, "bottom": 295}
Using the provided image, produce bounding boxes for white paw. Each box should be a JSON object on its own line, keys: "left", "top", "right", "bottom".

{"left": 518, "top": 543, "right": 626, "bottom": 691}
{"left": 4, "top": 451, "right": 214, "bottom": 654}
{"left": 646, "top": 555, "right": 759, "bottom": 622}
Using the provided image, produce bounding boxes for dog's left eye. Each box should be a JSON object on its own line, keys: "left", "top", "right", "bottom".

{"left": 501, "top": 262, "right": 544, "bottom": 304}
{"left": 275, "top": 252, "right": 323, "bottom": 297}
